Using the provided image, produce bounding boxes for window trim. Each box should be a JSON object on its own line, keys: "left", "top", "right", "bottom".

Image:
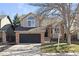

{"left": 27, "top": 19, "right": 36, "bottom": 27}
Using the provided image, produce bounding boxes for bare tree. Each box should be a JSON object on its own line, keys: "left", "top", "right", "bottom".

{"left": 29, "top": 3, "right": 79, "bottom": 45}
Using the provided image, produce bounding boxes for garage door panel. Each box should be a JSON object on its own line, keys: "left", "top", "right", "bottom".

{"left": 20, "top": 34, "right": 41, "bottom": 43}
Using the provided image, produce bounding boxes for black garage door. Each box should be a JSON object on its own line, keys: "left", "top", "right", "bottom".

{"left": 20, "top": 34, "right": 41, "bottom": 43}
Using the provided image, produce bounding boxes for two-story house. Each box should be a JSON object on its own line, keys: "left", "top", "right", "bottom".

{"left": 14, "top": 12, "right": 63, "bottom": 44}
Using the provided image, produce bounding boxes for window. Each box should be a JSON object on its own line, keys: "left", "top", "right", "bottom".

{"left": 27, "top": 16, "right": 36, "bottom": 27}
{"left": 55, "top": 28, "right": 59, "bottom": 33}
{"left": 28, "top": 21, "right": 31, "bottom": 26}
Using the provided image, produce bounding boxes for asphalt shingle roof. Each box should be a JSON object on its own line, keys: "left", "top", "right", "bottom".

{"left": 0, "top": 24, "right": 12, "bottom": 32}
{"left": 15, "top": 26, "right": 36, "bottom": 31}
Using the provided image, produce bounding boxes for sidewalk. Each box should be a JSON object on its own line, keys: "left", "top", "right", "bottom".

{"left": 41, "top": 53, "right": 79, "bottom": 56}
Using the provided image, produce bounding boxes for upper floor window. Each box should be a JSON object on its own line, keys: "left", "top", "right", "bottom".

{"left": 27, "top": 16, "right": 36, "bottom": 27}
{"left": 28, "top": 21, "right": 31, "bottom": 26}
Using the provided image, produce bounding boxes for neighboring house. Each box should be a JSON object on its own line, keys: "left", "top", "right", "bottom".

{"left": 0, "top": 15, "right": 15, "bottom": 44}
{"left": 68, "top": 7, "right": 79, "bottom": 41}
{"left": 52, "top": 13, "right": 79, "bottom": 41}
{"left": 15, "top": 12, "right": 63, "bottom": 44}
{"left": 70, "top": 18, "right": 79, "bottom": 40}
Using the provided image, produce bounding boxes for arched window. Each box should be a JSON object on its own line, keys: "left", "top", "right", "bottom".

{"left": 28, "top": 16, "right": 34, "bottom": 19}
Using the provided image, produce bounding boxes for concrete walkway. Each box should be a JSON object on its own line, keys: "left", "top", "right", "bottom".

{"left": 0, "top": 44, "right": 41, "bottom": 56}
{"left": 42, "top": 53, "right": 79, "bottom": 56}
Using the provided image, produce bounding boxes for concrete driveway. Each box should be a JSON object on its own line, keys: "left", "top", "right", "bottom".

{"left": 0, "top": 44, "right": 41, "bottom": 56}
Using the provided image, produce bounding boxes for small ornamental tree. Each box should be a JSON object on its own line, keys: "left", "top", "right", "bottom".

{"left": 13, "top": 14, "right": 20, "bottom": 26}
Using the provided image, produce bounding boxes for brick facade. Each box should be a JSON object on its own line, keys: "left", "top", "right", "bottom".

{"left": 41, "top": 32, "right": 45, "bottom": 44}
{"left": 2, "top": 31, "right": 6, "bottom": 44}
{"left": 16, "top": 32, "right": 19, "bottom": 44}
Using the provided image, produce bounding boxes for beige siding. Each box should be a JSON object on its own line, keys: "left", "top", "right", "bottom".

{"left": 1, "top": 17, "right": 11, "bottom": 28}
{"left": 20, "top": 17, "right": 27, "bottom": 27}
{"left": 20, "top": 16, "right": 39, "bottom": 27}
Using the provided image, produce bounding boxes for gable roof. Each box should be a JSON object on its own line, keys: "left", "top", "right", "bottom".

{"left": 0, "top": 24, "right": 13, "bottom": 32}
{"left": 15, "top": 26, "right": 35, "bottom": 31}
{"left": 19, "top": 12, "right": 43, "bottom": 21}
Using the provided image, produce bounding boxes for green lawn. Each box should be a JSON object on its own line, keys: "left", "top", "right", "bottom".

{"left": 41, "top": 43, "right": 79, "bottom": 53}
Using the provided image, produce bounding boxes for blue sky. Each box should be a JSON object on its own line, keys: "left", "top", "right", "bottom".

{"left": 0, "top": 3, "right": 78, "bottom": 20}
{"left": 0, "top": 3, "right": 40, "bottom": 19}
